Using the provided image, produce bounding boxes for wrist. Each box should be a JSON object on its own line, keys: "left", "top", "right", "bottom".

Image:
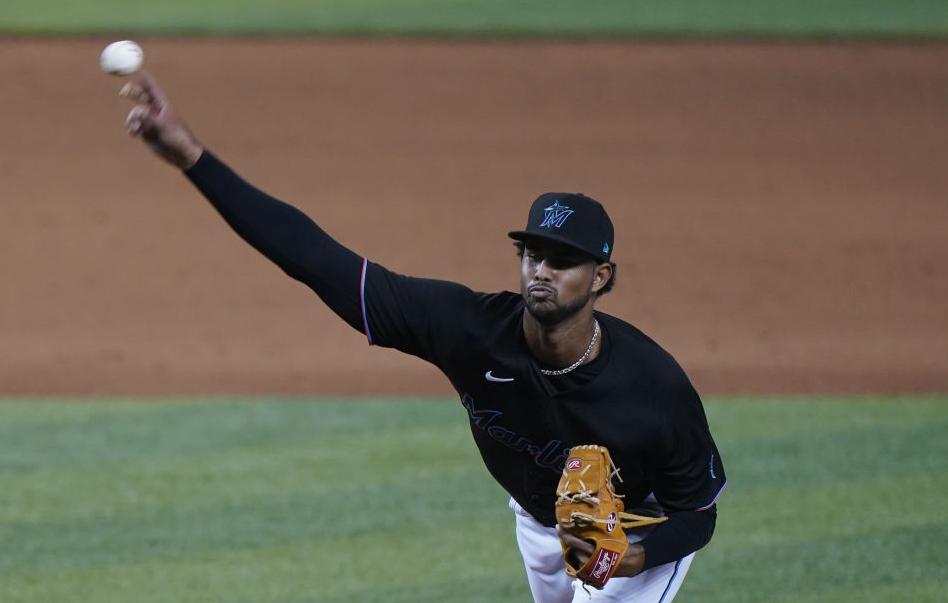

{"left": 180, "top": 143, "right": 203, "bottom": 170}
{"left": 616, "top": 543, "right": 646, "bottom": 577}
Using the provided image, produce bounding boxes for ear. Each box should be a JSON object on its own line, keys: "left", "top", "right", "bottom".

{"left": 591, "top": 263, "right": 613, "bottom": 294}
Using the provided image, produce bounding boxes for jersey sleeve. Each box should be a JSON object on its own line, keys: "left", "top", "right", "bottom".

{"left": 185, "top": 151, "right": 366, "bottom": 333}
{"left": 647, "top": 376, "right": 727, "bottom": 513}
{"left": 185, "top": 151, "right": 486, "bottom": 367}
{"left": 360, "top": 261, "right": 482, "bottom": 365}
{"left": 640, "top": 506, "right": 717, "bottom": 569}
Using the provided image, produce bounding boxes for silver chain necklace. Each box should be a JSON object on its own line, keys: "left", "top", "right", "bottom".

{"left": 539, "top": 320, "right": 600, "bottom": 376}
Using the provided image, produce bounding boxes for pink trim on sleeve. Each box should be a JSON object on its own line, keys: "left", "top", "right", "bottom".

{"left": 696, "top": 480, "right": 727, "bottom": 511}
{"left": 360, "top": 258, "right": 373, "bottom": 345}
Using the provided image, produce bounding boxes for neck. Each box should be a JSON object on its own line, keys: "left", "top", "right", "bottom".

{"left": 523, "top": 307, "right": 600, "bottom": 368}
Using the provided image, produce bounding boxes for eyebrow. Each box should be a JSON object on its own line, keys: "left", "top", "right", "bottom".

{"left": 525, "top": 247, "right": 591, "bottom": 265}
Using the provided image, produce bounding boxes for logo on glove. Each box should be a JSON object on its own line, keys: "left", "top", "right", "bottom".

{"left": 589, "top": 549, "right": 620, "bottom": 582}
{"left": 566, "top": 457, "right": 583, "bottom": 470}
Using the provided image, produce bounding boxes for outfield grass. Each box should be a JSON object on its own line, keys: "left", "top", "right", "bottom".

{"left": 0, "top": 397, "right": 945, "bottom": 602}
{"left": 1, "top": 0, "right": 947, "bottom": 37}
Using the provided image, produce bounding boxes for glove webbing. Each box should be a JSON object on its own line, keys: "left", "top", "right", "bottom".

{"left": 557, "top": 464, "right": 667, "bottom": 530}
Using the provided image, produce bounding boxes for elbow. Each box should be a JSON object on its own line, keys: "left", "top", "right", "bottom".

{"left": 694, "top": 504, "right": 717, "bottom": 551}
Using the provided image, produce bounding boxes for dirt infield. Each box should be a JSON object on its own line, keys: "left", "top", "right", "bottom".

{"left": 2, "top": 39, "right": 946, "bottom": 396}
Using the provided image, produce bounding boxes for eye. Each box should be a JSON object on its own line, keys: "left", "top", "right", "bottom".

{"left": 548, "top": 254, "right": 585, "bottom": 270}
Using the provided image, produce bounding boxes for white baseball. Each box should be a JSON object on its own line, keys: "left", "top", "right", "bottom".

{"left": 99, "top": 40, "right": 144, "bottom": 76}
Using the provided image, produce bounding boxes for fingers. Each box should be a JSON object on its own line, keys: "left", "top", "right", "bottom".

{"left": 137, "top": 70, "right": 170, "bottom": 107}
{"left": 119, "top": 81, "right": 151, "bottom": 105}
{"left": 558, "top": 530, "right": 594, "bottom": 568}
{"left": 557, "top": 529, "right": 595, "bottom": 555}
{"left": 125, "top": 104, "right": 155, "bottom": 137}
{"left": 119, "top": 71, "right": 167, "bottom": 111}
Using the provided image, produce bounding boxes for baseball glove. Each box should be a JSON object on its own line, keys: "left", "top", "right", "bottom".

{"left": 555, "top": 444, "right": 668, "bottom": 589}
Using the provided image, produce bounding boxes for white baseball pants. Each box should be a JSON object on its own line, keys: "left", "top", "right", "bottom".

{"left": 510, "top": 498, "right": 694, "bottom": 603}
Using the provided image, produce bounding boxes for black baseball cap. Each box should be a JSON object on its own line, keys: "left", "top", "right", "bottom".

{"left": 508, "top": 192, "right": 614, "bottom": 263}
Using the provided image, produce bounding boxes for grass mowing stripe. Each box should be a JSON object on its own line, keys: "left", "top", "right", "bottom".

{"left": 1, "top": 397, "right": 946, "bottom": 603}
{"left": 681, "top": 521, "right": 947, "bottom": 603}
{"left": 704, "top": 397, "right": 948, "bottom": 489}
{"left": 767, "top": 581, "right": 948, "bottom": 603}
{"left": 1, "top": 467, "right": 507, "bottom": 575}
{"left": 3, "top": 518, "right": 523, "bottom": 603}
{"left": 716, "top": 471, "right": 948, "bottom": 546}
{"left": 723, "top": 420, "right": 947, "bottom": 488}
{"left": 1, "top": 0, "right": 948, "bottom": 37}
{"left": 0, "top": 399, "right": 466, "bottom": 470}
{"left": 0, "top": 399, "right": 170, "bottom": 426}
{"left": 1, "top": 423, "right": 477, "bottom": 522}
{"left": 704, "top": 396, "right": 948, "bottom": 440}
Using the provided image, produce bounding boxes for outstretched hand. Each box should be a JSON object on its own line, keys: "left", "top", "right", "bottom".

{"left": 120, "top": 71, "right": 203, "bottom": 170}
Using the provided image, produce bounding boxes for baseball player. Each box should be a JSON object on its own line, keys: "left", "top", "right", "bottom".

{"left": 120, "top": 72, "right": 726, "bottom": 603}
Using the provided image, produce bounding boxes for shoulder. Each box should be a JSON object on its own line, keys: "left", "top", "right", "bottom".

{"left": 367, "top": 263, "right": 520, "bottom": 308}
{"left": 596, "top": 312, "right": 701, "bottom": 425}
{"left": 475, "top": 290, "right": 524, "bottom": 314}
{"left": 597, "top": 312, "right": 692, "bottom": 388}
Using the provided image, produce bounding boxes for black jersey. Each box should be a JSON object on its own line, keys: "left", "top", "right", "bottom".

{"left": 185, "top": 151, "right": 726, "bottom": 568}
{"left": 362, "top": 263, "right": 727, "bottom": 526}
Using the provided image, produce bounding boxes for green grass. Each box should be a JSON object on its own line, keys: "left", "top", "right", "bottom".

{"left": 1, "top": 0, "right": 947, "bottom": 38}
{"left": 0, "top": 396, "right": 945, "bottom": 602}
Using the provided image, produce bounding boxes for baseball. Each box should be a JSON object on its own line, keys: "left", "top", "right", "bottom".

{"left": 99, "top": 40, "right": 144, "bottom": 76}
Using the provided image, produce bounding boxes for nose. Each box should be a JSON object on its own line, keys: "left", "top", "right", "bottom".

{"left": 533, "top": 259, "right": 553, "bottom": 282}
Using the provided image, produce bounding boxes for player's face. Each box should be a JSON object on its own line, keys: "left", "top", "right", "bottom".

{"left": 520, "top": 241, "right": 598, "bottom": 326}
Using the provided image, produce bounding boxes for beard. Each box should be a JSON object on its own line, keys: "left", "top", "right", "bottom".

{"left": 523, "top": 287, "right": 594, "bottom": 326}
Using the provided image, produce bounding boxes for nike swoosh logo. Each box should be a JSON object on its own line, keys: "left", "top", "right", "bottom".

{"left": 485, "top": 370, "right": 515, "bottom": 383}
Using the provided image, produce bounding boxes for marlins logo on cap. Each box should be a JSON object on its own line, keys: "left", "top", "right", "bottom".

{"left": 539, "top": 201, "right": 574, "bottom": 229}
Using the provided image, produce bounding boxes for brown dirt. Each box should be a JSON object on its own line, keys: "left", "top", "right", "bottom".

{"left": 2, "top": 39, "right": 946, "bottom": 397}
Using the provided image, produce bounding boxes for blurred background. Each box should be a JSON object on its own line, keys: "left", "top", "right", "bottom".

{"left": 1, "top": 2, "right": 946, "bottom": 602}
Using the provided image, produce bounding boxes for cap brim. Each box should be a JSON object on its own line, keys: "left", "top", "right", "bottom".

{"left": 507, "top": 230, "right": 608, "bottom": 262}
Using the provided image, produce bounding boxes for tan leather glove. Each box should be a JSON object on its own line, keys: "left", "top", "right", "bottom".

{"left": 555, "top": 445, "right": 667, "bottom": 589}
